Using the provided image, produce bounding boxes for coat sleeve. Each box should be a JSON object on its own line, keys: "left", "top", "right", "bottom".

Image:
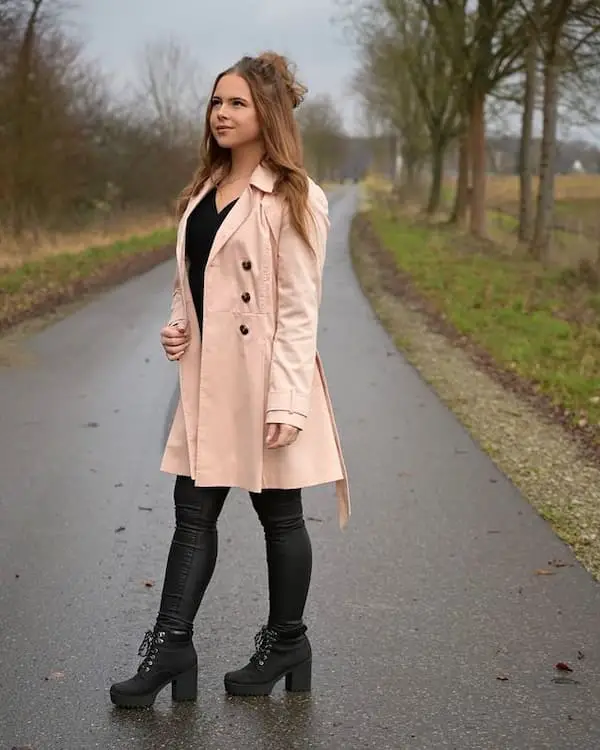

{"left": 266, "top": 183, "right": 329, "bottom": 430}
{"left": 167, "top": 266, "right": 186, "bottom": 327}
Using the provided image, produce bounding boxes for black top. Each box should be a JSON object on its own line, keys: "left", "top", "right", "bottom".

{"left": 185, "top": 187, "right": 238, "bottom": 330}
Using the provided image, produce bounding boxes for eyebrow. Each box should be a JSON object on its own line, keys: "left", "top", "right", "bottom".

{"left": 212, "top": 95, "right": 249, "bottom": 103}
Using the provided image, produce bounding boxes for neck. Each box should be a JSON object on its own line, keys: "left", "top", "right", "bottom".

{"left": 229, "top": 141, "right": 265, "bottom": 179}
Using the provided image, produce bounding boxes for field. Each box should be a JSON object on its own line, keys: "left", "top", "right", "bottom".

{"left": 467, "top": 174, "right": 600, "bottom": 269}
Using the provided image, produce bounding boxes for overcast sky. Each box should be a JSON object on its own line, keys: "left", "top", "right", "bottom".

{"left": 66, "top": 0, "right": 363, "bottom": 133}
{"left": 65, "top": 1, "right": 598, "bottom": 145}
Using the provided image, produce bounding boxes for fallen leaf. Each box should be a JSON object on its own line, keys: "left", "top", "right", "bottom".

{"left": 534, "top": 569, "right": 555, "bottom": 576}
{"left": 577, "top": 650, "right": 585, "bottom": 661}
{"left": 83, "top": 421, "right": 99, "bottom": 428}
{"left": 114, "top": 482, "right": 123, "bottom": 488}
{"left": 138, "top": 506, "right": 153, "bottom": 511}
{"left": 115, "top": 526, "right": 126, "bottom": 533}
{"left": 306, "top": 516, "right": 323, "bottom": 523}
{"left": 143, "top": 580, "right": 155, "bottom": 588}
{"left": 496, "top": 674, "right": 509, "bottom": 681}
{"left": 555, "top": 662, "right": 573, "bottom": 672}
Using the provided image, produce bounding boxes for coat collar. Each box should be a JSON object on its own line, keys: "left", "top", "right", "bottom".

{"left": 248, "top": 162, "right": 276, "bottom": 194}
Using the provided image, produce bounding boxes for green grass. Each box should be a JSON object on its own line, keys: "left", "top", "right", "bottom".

{"left": 370, "top": 210, "right": 600, "bottom": 430}
{"left": 1, "top": 228, "right": 175, "bottom": 294}
{"left": 0, "top": 227, "right": 176, "bottom": 329}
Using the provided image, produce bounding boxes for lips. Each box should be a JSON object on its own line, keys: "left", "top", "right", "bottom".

{"left": 216, "top": 126, "right": 233, "bottom": 134}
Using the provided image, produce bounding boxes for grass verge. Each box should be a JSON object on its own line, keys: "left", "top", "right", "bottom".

{"left": 369, "top": 208, "right": 600, "bottom": 444}
{"left": 0, "top": 227, "right": 176, "bottom": 334}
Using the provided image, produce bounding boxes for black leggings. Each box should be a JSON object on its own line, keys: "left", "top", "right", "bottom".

{"left": 156, "top": 476, "right": 312, "bottom": 635}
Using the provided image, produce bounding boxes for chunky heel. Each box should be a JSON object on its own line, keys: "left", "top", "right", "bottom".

{"left": 285, "top": 658, "right": 312, "bottom": 692}
{"left": 172, "top": 666, "right": 198, "bottom": 702}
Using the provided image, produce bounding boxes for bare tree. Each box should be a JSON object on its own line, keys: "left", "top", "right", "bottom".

{"left": 134, "top": 35, "right": 205, "bottom": 150}
{"left": 381, "top": 0, "right": 462, "bottom": 214}
{"left": 296, "top": 94, "right": 347, "bottom": 182}
{"left": 529, "top": 0, "right": 600, "bottom": 258}
{"left": 421, "top": 0, "right": 529, "bottom": 237}
{"left": 518, "top": 0, "right": 543, "bottom": 242}
{"left": 351, "top": 25, "right": 430, "bottom": 190}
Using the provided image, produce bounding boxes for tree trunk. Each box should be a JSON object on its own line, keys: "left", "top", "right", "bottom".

{"left": 9, "top": 0, "right": 44, "bottom": 235}
{"left": 450, "top": 126, "right": 469, "bottom": 226}
{"left": 469, "top": 90, "right": 486, "bottom": 237}
{"left": 518, "top": 9, "right": 539, "bottom": 243}
{"left": 426, "top": 136, "right": 446, "bottom": 215}
{"left": 531, "top": 43, "right": 560, "bottom": 259}
{"left": 403, "top": 154, "right": 418, "bottom": 191}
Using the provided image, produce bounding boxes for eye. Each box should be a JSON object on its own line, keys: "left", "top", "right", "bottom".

{"left": 211, "top": 97, "right": 221, "bottom": 107}
{"left": 232, "top": 99, "right": 245, "bottom": 107}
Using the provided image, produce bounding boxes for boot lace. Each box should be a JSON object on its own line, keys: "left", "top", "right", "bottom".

{"left": 250, "top": 625, "right": 278, "bottom": 670}
{"left": 137, "top": 629, "right": 166, "bottom": 673}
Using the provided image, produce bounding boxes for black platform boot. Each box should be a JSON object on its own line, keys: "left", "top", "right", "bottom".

{"left": 224, "top": 625, "right": 312, "bottom": 697}
{"left": 110, "top": 626, "right": 198, "bottom": 708}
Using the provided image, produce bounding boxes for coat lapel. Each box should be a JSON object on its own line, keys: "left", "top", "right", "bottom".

{"left": 207, "top": 186, "right": 254, "bottom": 265}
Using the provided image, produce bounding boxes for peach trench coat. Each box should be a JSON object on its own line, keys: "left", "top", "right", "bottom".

{"left": 160, "top": 163, "right": 351, "bottom": 529}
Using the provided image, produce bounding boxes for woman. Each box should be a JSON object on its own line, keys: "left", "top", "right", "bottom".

{"left": 109, "top": 52, "right": 350, "bottom": 709}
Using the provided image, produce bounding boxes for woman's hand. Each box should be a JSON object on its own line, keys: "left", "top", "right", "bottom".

{"left": 265, "top": 422, "right": 300, "bottom": 449}
{"left": 160, "top": 321, "right": 190, "bottom": 361}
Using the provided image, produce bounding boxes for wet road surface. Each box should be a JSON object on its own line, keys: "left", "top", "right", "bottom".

{"left": 1, "top": 187, "right": 600, "bottom": 749}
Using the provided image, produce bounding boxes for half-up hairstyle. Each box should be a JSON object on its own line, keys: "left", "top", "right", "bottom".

{"left": 177, "top": 51, "right": 314, "bottom": 248}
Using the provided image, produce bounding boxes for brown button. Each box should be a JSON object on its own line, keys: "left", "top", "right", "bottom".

{"left": 240, "top": 324, "right": 249, "bottom": 335}
{"left": 241, "top": 292, "right": 251, "bottom": 303}
{"left": 242, "top": 260, "right": 252, "bottom": 270}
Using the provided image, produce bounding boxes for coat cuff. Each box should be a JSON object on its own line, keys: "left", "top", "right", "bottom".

{"left": 266, "top": 390, "right": 310, "bottom": 416}
{"left": 265, "top": 410, "right": 306, "bottom": 430}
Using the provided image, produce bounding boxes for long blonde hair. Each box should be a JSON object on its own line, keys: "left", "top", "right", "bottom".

{"left": 177, "top": 52, "right": 312, "bottom": 247}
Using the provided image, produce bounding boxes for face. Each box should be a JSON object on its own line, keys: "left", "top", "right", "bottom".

{"left": 209, "top": 74, "right": 261, "bottom": 150}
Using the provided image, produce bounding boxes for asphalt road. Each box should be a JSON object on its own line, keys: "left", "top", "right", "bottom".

{"left": 1, "top": 186, "right": 600, "bottom": 750}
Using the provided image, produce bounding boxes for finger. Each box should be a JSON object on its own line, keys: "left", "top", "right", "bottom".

{"left": 162, "top": 330, "right": 186, "bottom": 342}
{"left": 165, "top": 344, "right": 189, "bottom": 357}
{"left": 165, "top": 340, "right": 189, "bottom": 351}
{"left": 270, "top": 430, "right": 294, "bottom": 449}
{"left": 265, "top": 423, "right": 279, "bottom": 447}
{"left": 163, "top": 339, "right": 188, "bottom": 350}
{"left": 168, "top": 345, "right": 189, "bottom": 361}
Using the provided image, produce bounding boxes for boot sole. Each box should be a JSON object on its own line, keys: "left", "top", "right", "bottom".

{"left": 224, "top": 658, "right": 312, "bottom": 697}
{"left": 110, "top": 666, "right": 198, "bottom": 708}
